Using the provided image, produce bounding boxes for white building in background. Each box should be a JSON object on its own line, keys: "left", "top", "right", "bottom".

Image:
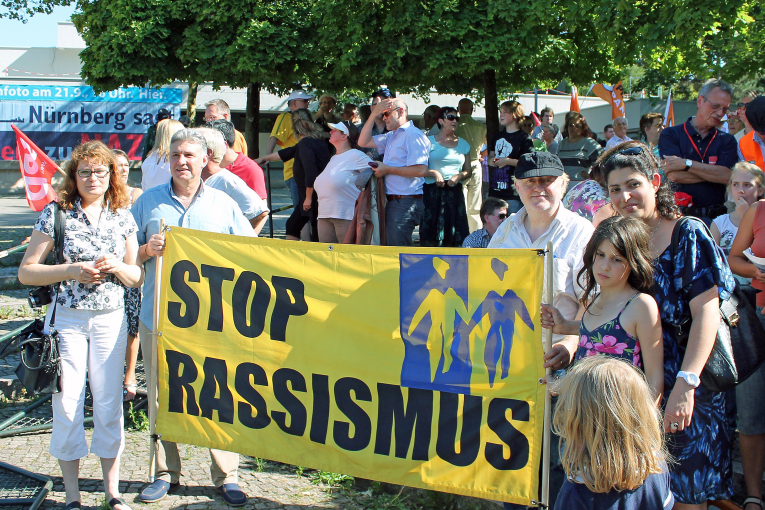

{"left": 2, "top": 22, "right": 691, "bottom": 160}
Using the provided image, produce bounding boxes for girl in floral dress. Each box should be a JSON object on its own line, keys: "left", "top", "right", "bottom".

{"left": 541, "top": 215, "right": 664, "bottom": 401}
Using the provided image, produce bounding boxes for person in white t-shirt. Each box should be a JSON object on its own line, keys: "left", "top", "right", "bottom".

{"left": 196, "top": 128, "right": 269, "bottom": 234}
{"left": 314, "top": 121, "right": 372, "bottom": 243}
{"left": 140, "top": 119, "right": 184, "bottom": 190}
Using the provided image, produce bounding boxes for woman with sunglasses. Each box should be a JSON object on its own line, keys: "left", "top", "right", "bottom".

{"left": 420, "top": 107, "right": 471, "bottom": 247}
{"left": 18, "top": 140, "right": 144, "bottom": 510}
{"left": 590, "top": 140, "right": 735, "bottom": 509}
{"left": 557, "top": 112, "right": 603, "bottom": 181}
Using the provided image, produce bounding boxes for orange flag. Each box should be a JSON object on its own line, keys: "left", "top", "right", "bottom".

{"left": 664, "top": 89, "right": 675, "bottom": 127}
{"left": 569, "top": 86, "right": 580, "bottom": 113}
{"left": 592, "top": 82, "right": 626, "bottom": 119}
{"left": 12, "top": 124, "right": 60, "bottom": 211}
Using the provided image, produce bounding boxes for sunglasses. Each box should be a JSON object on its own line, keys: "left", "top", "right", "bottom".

{"left": 444, "top": 114, "right": 460, "bottom": 121}
{"left": 497, "top": 213, "right": 508, "bottom": 220}
{"left": 382, "top": 108, "right": 401, "bottom": 118}
{"left": 606, "top": 146, "right": 644, "bottom": 166}
{"left": 77, "top": 168, "right": 110, "bottom": 178}
{"left": 738, "top": 102, "right": 747, "bottom": 109}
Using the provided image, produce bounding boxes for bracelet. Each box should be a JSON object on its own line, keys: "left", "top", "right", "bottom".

{"left": 124, "top": 383, "right": 138, "bottom": 390}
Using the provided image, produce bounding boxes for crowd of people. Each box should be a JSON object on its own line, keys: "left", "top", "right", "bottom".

{"left": 16, "top": 77, "right": 765, "bottom": 510}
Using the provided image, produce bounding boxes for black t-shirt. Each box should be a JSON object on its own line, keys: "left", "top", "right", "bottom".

{"left": 553, "top": 470, "right": 674, "bottom": 510}
{"left": 489, "top": 129, "right": 534, "bottom": 200}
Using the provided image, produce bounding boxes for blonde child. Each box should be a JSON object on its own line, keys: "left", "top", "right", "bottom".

{"left": 551, "top": 356, "right": 673, "bottom": 509}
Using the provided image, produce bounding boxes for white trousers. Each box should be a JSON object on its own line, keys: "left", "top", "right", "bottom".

{"left": 464, "top": 159, "right": 483, "bottom": 232}
{"left": 49, "top": 307, "right": 127, "bottom": 461}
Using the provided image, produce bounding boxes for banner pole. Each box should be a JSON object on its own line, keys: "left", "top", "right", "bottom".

{"left": 541, "top": 241, "right": 554, "bottom": 508}
{"left": 148, "top": 219, "right": 165, "bottom": 482}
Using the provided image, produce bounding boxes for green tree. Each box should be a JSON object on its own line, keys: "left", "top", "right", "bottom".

{"left": 72, "top": 0, "right": 318, "bottom": 157}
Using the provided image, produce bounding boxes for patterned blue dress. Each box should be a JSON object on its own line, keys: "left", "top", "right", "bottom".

{"left": 654, "top": 217, "right": 736, "bottom": 504}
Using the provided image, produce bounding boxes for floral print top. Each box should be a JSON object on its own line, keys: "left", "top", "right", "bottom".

{"left": 575, "top": 292, "right": 642, "bottom": 367}
{"left": 34, "top": 199, "right": 138, "bottom": 310}
{"left": 562, "top": 179, "right": 610, "bottom": 222}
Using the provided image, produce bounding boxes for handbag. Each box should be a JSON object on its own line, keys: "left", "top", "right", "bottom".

{"left": 668, "top": 216, "right": 765, "bottom": 392}
{"left": 12, "top": 203, "right": 65, "bottom": 395}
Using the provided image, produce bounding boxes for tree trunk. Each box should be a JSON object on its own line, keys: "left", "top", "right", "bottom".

{"left": 187, "top": 81, "right": 198, "bottom": 127}
{"left": 483, "top": 69, "right": 498, "bottom": 139}
{"left": 245, "top": 82, "right": 261, "bottom": 159}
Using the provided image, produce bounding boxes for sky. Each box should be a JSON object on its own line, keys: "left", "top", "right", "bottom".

{"left": 0, "top": 5, "right": 76, "bottom": 47}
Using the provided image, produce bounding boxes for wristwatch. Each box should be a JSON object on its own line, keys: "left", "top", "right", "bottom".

{"left": 677, "top": 371, "right": 700, "bottom": 388}
{"left": 684, "top": 159, "right": 693, "bottom": 170}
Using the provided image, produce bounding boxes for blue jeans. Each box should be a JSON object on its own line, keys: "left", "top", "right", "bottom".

{"left": 385, "top": 196, "right": 424, "bottom": 246}
{"left": 285, "top": 177, "right": 300, "bottom": 209}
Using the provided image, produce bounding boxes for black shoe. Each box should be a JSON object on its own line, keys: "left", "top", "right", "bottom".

{"left": 216, "top": 483, "right": 246, "bottom": 507}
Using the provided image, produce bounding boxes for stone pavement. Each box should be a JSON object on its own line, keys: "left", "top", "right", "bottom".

{"left": 0, "top": 425, "right": 367, "bottom": 509}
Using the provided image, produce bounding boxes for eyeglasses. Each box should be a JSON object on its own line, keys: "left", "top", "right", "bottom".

{"left": 77, "top": 167, "right": 110, "bottom": 179}
{"left": 496, "top": 213, "right": 508, "bottom": 220}
{"left": 382, "top": 108, "right": 401, "bottom": 118}
{"left": 700, "top": 95, "right": 729, "bottom": 114}
{"left": 606, "top": 146, "right": 644, "bottom": 166}
{"left": 444, "top": 114, "right": 460, "bottom": 121}
{"left": 568, "top": 123, "right": 581, "bottom": 128}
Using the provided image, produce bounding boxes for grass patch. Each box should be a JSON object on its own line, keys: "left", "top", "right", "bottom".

{"left": 309, "top": 470, "right": 354, "bottom": 492}
{"left": 0, "top": 305, "right": 45, "bottom": 320}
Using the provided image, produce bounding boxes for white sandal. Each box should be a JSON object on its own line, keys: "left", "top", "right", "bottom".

{"left": 744, "top": 497, "right": 764, "bottom": 510}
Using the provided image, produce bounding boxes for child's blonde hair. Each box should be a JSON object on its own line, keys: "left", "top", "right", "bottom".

{"left": 728, "top": 161, "right": 765, "bottom": 197}
{"left": 552, "top": 356, "right": 669, "bottom": 493}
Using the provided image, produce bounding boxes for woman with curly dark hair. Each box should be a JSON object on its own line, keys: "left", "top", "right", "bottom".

{"left": 598, "top": 140, "right": 735, "bottom": 507}
{"left": 18, "top": 140, "right": 143, "bottom": 510}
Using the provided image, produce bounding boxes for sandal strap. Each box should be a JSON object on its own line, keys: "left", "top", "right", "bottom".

{"left": 109, "top": 497, "right": 131, "bottom": 510}
{"left": 744, "top": 497, "right": 764, "bottom": 510}
{"left": 64, "top": 503, "right": 82, "bottom": 510}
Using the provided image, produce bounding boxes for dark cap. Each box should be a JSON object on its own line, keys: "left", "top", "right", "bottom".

{"left": 156, "top": 108, "right": 171, "bottom": 121}
{"left": 514, "top": 152, "right": 565, "bottom": 179}
{"left": 746, "top": 96, "right": 765, "bottom": 134}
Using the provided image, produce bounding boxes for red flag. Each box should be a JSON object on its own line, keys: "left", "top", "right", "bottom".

{"left": 664, "top": 89, "right": 675, "bottom": 127}
{"left": 569, "top": 86, "right": 580, "bottom": 113}
{"left": 12, "top": 124, "right": 59, "bottom": 211}
{"left": 591, "top": 82, "right": 626, "bottom": 119}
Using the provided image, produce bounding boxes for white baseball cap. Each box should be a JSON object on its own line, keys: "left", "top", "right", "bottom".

{"left": 327, "top": 122, "right": 349, "bottom": 136}
{"left": 287, "top": 90, "right": 314, "bottom": 101}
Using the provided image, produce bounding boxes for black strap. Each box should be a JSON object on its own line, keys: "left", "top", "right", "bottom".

{"left": 49, "top": 202, "right": 66, "bottom": 330}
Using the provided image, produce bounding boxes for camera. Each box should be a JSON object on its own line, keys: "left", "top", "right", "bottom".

{"left": 28, "top": 286, "right": 53, "bottom": 309}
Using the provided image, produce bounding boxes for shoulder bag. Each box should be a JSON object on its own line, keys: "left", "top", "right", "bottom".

{"left": 668, "top": 216, "right": 765, "bottom": 392}
{"left": 10, "top": 203, "right": 65, "bottom": 395}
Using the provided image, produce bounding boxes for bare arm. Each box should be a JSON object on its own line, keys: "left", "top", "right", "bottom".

{"left": 359, "top": 99, "right": 394, "bottom": 149}
{"left": 663, "top": 286, "right": 720, "bottom": 433}
{"left": 255, "top": 152, "right": 281, "bottom": 165}
{"left": 266, "top": 136, "right": 278, "bottom": 154}
{"left": 250, "top": 211, "right": 268, "bottom": 235}
{"left": 666, "top": 171, "right": 706, "bottom": 184}
{"left": 18, "top": 230, "right": 101, "bottom": 286}
{"left": 630, "top": 295, "right": 664, "bottom": 404}
{"left": 729, "top": 203, "right": 763, "bottom": 281}
{"left": 688, "top": 162, "right": 732, "bottom": 184}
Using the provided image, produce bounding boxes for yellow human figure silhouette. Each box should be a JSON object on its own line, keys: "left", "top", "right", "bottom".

{"left": 407, "top": 258, "right": 470, "bottom": 380}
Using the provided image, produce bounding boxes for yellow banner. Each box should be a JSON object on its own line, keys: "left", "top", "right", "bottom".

{"left": 156, "top": 227, "right": 546, "bottom": 505}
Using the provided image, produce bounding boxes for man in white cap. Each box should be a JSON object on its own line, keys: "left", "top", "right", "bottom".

{"left": 266, "top": 89, "right": 313, "bottom": 208}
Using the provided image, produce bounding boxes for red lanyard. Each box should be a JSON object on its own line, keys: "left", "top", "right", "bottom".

{"left": 683, "top": 122, "right": 717, "bottom": 162}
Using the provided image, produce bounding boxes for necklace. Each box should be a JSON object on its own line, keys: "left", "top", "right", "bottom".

{"left": 651, "top": 217, "right": 662, "bottom": 236}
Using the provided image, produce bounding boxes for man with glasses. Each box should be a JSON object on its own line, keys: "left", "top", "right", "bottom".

{"left": 358, "top": 97, "right": 431, "bottom": 246}
{"left": 659, "top": 78, "right": 739, "bottom": 223}
{"left": 740, "top": 95, "right": 765, "bottom": 171}
{"left": 204, "top": 99, "right": 247, "bottom": 156}
{"left": 605, "top": 117, "right": 632, "bottom": 149}
{"left": 461, "top": 197, "right": 507, "bottom": 248}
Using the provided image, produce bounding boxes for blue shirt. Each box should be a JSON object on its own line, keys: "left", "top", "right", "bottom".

{"left": 554, "top": 470, "right": 674, "bottom": 510}
{"left": 131, "top": 181, "right": 255, "bottom": 328}
{"left": 425, "top": 135, "right": 470, "bottom": 183}
{"left": 658, "top": 118, "right": 739, "bottom": 208}
{"left": 373, "top": 120, "right": 430, "bottom": 195}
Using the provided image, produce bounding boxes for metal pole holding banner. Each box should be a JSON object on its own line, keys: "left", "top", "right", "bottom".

{"left": 540, "top": 240, "right": 554, "bottom": 509}
{"left": 148, "top": 219, "right": 165, "bottom": 481}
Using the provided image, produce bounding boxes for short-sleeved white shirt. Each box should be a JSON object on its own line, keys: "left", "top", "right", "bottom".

{"left": 314, "top": 149, "right": 371, "bottom": 220}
